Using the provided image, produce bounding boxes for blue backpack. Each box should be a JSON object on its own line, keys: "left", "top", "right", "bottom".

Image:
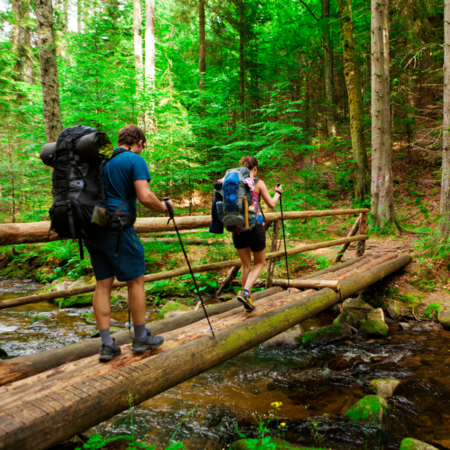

{"left": 214, "top": 167, "right": 257, "bottom": 232}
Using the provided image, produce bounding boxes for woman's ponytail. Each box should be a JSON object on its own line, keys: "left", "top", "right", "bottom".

{"left": 240, "top": 156, "right": 259, "bottom": 170}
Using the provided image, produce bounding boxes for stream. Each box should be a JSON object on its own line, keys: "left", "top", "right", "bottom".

{"left": 1, "top": 277, "right": 450, "bottom": 450}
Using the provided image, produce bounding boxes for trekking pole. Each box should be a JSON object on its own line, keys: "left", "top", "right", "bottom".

{"left": 277, "top": 184, "right": 290, "bottom": 290}
{"left": 163, "top": 198, "right": 216, "bottom": 337}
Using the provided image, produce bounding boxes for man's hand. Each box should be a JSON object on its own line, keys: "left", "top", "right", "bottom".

{"left": 163, "top": 199, "right": 174, "bottom": 214}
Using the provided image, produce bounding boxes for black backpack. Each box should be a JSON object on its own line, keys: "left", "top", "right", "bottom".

{"left": 41, "top": 125, "right": 135, "bottom": 258}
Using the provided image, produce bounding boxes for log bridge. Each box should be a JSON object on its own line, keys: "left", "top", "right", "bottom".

{"left": 0, "top": 252, "right": 411, "bottom": 450}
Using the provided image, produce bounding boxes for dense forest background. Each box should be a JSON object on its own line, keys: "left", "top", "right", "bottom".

{"left": 0, "top": 0, "right": 448, "bottom": 242}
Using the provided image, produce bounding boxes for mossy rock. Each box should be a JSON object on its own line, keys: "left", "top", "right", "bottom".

{"left": 370, "top": 378, "right": 401, "bottom": 399}
{"left": 345, "top": 395, "right": 388, "bottom": 426}
{"left": 359, "top": 308, "right": 388, "bottom": 337}
{"left": 229, "top": 438, "right": 324, "bottom": 450}
{"left": 387, "top": 300, "right": 402, "bottom": 320}
{"left": 342, "top": 297, "right": 373, "bottom": 311}
{"left": 0, "top": 348, "right": 8, "bottom": 359}
{"left": 156, "top": 300, "right": 191, "bottom": 320}
{"left": 300, "top": 324, "right": 351, "bottom": 348}
{"left": 333, "top": 307, "right": 366, "bottom": 329}
{"left": 400, "top": 438, "right": 438, "bottom": 450}
{"left": 437, "top": 302, "right": 450, "bottom": 329}
{"left": 57, "top": 294, "right": 93, "bottom": 309}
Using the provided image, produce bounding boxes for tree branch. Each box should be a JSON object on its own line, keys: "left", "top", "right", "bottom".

{"left": 298, "top": 0, "right": 320, "bottom": 22}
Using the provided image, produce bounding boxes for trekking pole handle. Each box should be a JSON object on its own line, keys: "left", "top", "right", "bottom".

{"left": 276, "top": 183, "right": 283, "bottom": 196}
{"left": 163, "top": 197, "right": 174, "bottom": 222}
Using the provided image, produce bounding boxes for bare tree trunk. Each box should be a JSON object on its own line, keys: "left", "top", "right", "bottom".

{"left": 322, "top": 0, "right": 337, "bottom": 137}
{"left": 239, "top": 0, "right": 246, "bottom": 121}
{"left": 77, "top": 0, "right": 83, "bottom": 32}
{"left": 11, "top": 0, "right": 23, "bottom": 79}
{"left": 35, "top": 0, "right": 63, "bottom": 143}
{"left": 199, "top": 0, "right": 206, "bottom": 90}
{"left": 24, "top": 7, "right": 33, "bottom": 84}
{"left": 145, "top": 0, "right": 155, "bottom": 81}
{"left": 133, "top": 0, "right": 143, "bottom": 71}
{"left": 370, "top": 0, "right": 399, "bottom": 234}
{"left": 440, "top": 0, "right": 450, "bottom": 242}
{"left": 336, "top": 0, "right": 370, "bottom": 204}
{"left": 7, "top": 140, "right": 15, "bottom": 223}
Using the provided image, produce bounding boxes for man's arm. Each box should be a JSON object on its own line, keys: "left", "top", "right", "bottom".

{"left": 134, "top": 179, "right": 168, "bottom": 213}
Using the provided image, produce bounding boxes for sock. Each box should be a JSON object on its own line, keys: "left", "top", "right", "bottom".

{"left": 243, "top": 289, "right": 250, "bottom": 295}
{"left": 134, "top": 322, "right": 148, "bottom": 342}
{"left": 99, "top": 327, "right": 114, "bottom": 347}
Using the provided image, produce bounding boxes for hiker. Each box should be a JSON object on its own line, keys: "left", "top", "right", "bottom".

{"left": 83, "top": 125, "right": 173, "bottom": 362}
{"left": 228, "top": 156, "right": 284, "bottom": 311}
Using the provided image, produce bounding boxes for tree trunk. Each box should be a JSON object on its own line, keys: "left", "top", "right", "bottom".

{"left": 0, "top": 209, "right": 370, "bottom": 246}
{"left": 239, "top": 0, "right": 246, "bottom": 121}
{"left": 334, "top": 214, "right": 361, "bottom": 263}
{"left": 35, "top": 0, "right": 63, "bottom": 143}
{"left": 216, "top": 265, "right": 241, "bottom": 296}
{"left": 145, "top": 0, "right": 155, "bottom": 81}
{"left": 23, "top": 1, "right": 33, "bottom": 84}
{"left": 336, "top": 0, "right": 370, "bottom": 203}
{"left": 77, "top": 0, "right": 82, "bottom": 32}
{"left": 322, "top": 0, "right": 337, "bottom": 137}
{"left": 0, "top": 235, "right": 369, "bottom": 310}
{"left": 199, "top": 0, "right": 206, "bottom": 90}
{"left": 7, "top": 141, "right": 15, "bottom": 223}
{"left": 0, "top": 287, "right": 282, "bottom": 387}
{"left": 440, "top": 0, "right": 450, "bottom": 242}
{"left": 133, "top": 0, "right": 143, "bottom": 72}
{"left": 0, "top": 256, "right": 411, "bottom": 450}
{"left": 11, "top": 0, "right": 23, "bottom": 79}
{"left": 370, "top": 0, "right": 399, "bottom": 234}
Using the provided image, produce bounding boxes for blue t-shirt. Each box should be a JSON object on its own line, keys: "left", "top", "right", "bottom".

{"left": 103, "top": 148, "right": 151, "bottom": 218}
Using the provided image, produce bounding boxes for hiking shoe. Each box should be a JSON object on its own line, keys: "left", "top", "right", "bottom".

{"left": 99, "top": 338, "right": 121, "bottom": 362}
{"left": 237, "top": 290, "right": 255, "bottom": 312}
{"left": 132, "top": 330, "right": 164, "bottom": 353}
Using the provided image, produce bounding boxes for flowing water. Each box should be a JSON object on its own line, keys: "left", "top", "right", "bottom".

{"left": 1, "top": 278, "right": 450, "bottom": 450}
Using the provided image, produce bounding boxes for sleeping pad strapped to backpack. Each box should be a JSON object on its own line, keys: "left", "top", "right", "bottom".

{"left": 214, "top": 167, "right": 258, "bottom": 233}
{"left": 41, "top": 125, "right": 136, "bottom": 258}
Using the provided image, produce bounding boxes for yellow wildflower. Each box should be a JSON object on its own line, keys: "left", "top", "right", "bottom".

{"left": 271, "top": 401, "right": 282, "bottom": 408}
{"left": 281, "top": 423, "right": 286, "bottom": 427}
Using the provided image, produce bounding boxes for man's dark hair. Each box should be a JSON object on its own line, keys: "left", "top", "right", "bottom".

{"left": 118, "top": 125, "right": 146, "bottom": 147}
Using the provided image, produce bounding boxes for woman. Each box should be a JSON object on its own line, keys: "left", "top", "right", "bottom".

{"left": 232, "top": 156, "right": 284, "bottom": 311}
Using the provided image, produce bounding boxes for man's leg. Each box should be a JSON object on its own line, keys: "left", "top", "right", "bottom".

{"left": 93, "top": 276, "right": 115, "bottom": 346}
{"left": 127, "top": 275, "right": 147, "bottom": 341}
{"left": 127, "top": 274, "right": 164, "bottom": 352}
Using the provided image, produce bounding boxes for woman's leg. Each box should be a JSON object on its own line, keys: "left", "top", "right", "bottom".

{"left": 244, "top": 248, "right": 266, "bottom": 292}
{"left": 236, "top": 247, "right": 252, "bottom": 287}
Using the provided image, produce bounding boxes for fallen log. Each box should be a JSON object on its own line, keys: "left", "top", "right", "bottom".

{"left": 0, "top": 287, "right": 282, "bottom": 387}
{"left": 142, "top": 238, "right": 227, "bottom": 245}
{"left": 0, "top": 235, "right": 368, "bottom": 310}
{"left": 0, "top": 254, "right": 411, "bottom": 450}
{"left": 0, "top": 209, "right": 369, "bottom": 246}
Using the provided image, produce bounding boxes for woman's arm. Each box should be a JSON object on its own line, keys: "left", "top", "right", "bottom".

{"left": 257, "top": 180, "right": 283, "bottom": 210}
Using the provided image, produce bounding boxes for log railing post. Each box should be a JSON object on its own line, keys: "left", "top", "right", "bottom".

{"left": 356, "top": 212, "right": 368, "bottom": 257}
{"left": 334, "top": 214, "right": 361, "bottom": 263}
{"left": 265, "top": 220, "right": 280, "bottom": 289}
{"left": 216, "top": 266, "right": 240, "bottom": 297}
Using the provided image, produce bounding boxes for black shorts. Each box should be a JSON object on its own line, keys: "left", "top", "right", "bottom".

{"left": 232, "top": 223, "right": 266, "bottom": 252}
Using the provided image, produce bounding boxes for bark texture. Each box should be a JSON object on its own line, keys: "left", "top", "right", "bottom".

{"left": 199, "top": 0, "right": 206, "bottom": 90}
{"left": 145, "top": 0, "right": 155, "bottom": 80}
{"left": 336, "top": 0, "right": 370, "bottom": 203}
{"left": 440, "top": 0, "right": 450, "bottom": 241}
{"left": 370, "top": 0, "right": 399, "bottom": 234}
{"left": 133, "top": 0, "right": 143, "bottom": 71}
{"left": 35, "top": 0, "right": 63, "bottom": 142}
{"left": 322, "top": 0, "right": 337, "bottom": 137}
{"left": 239, "top": 0, "right": 246, "bottom": 120}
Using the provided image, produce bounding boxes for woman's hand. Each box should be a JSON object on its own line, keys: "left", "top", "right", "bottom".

{"left": 276, "top": 184, "right": 284, "bottom": 194}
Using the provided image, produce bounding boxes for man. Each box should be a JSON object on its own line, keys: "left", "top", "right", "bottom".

{"left": 84, "top": 125, "right": 173, "bottom": 362}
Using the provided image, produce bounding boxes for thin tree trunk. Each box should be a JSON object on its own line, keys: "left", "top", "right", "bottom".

{"left": 7, "top": 140, "right": 15, "bottom": 223}
{"left": 322, "top": 0, "right": 337, "bottom": 137}
{"left": 370, "top": 0, "right": 399, "bottom": 234}
{"left": 35, "top": 0, "right": 63, "bottom": 143}
{"left": 145, "top": 0, "right": 155, "bottom": 81}
{"left": 440, "top": 0, "right": 450, "bottom": 242}
{"left": 239, "top": 0, "right": 246, "bottom": 121}
{"left": 199, "top": 0, "right": 206, "bottom": 90}
{"left": 24, "top": 3, "right": 33, "bottom": 84}
{"left": 77, "top": 0, "right": 82, "bottom": 32}
{"left": 133, "top": 0, "right": 143, "bottom": 71}
{"left": 336, "top": 0, "right": 370, "bottom": 203}
{"left": 11, "top": 0, "right": 23, "bottom": 79}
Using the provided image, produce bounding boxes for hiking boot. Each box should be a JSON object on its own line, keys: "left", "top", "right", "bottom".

{"left": 237, "top": 290, "right": 255, "bottom": 312}
{"left": 99, "top": 338, "right": 121, "bottom": 362}
{"left": 132, "top": 330, "right": 164, "bottom": 353}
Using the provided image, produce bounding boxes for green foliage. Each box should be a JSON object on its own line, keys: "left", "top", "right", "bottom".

{"left": 30, "top": 315, "right": 47, "bottom": 324}
{"left": 424, "top": 302, "right": 443, "bottom": 319}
